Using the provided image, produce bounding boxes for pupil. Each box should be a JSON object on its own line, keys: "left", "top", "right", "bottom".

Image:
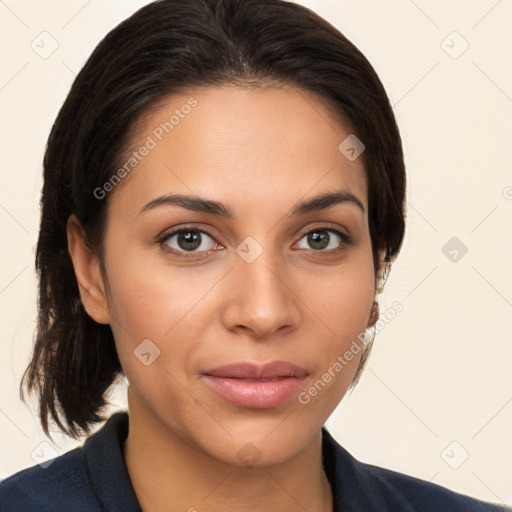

{"left": 178, "top": 231, "right": 201, "bottom": 251}
{"left": 309, "top": 231, "right": 329, "bottom": 250}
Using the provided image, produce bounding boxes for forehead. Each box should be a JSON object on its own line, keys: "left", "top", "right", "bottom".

{"left": 110, "top": 84, "right": 368, "bottom": 217}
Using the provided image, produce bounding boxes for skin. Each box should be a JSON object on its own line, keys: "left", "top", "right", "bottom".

{"left": 67, "top": 84, "right": 380, "bottom": 512}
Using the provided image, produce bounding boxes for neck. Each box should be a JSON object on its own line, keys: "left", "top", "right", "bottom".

{"left": 123, "top": 391, "right": 333, "bottom": 512}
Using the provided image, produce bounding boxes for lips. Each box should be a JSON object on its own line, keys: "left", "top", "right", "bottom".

{"left": 202, "top": 361, "right": 308, "bottom": 408}
{"left": 203, "top": 361, "right": 309, "bottom": 379}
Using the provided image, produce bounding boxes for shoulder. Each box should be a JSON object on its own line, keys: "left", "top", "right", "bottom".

{"left": 0, "top": 444, "right": 95, "bottom": 512}
{"left": 359, "top": 460, "right": 509, "bottom": 511}
{"left": 0, "top": 412, "right": 133, "bottom": 512}
{"left": 321, "top": 428, "right": 511, "bottom": 512}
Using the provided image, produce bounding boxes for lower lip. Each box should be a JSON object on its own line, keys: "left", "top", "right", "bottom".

{"left": 202, "top": 375, "right": 307, "bottom": 408}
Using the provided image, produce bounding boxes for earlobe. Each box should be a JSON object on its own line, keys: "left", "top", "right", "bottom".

{"left": 66, "top": 214, "right": 111, "bottom": 324}
{"left": 367, "top": 300, "right": 379, "bottom": 328}
{"left": 376, "top": 247, "right": 392, "bottom": 295}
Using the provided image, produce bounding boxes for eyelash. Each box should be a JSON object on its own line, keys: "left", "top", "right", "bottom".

{"left": 156, "top": 223, "right": 354, "bottom": 260}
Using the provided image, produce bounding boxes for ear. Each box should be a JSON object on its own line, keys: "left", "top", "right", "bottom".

{"left": 366, "top": 301, "right": 379, "bottom": 328}
{"left": 375, "top": 246, "right": 391, "bottom": 295}
{"left": 367, "top": 247, "right": 389, "bottom": 328}
{"left": 66, "top": 214, "right": 111, "bottom": 324}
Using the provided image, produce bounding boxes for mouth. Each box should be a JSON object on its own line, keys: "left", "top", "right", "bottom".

{"left": 201, "top": 361, "right": 309, "bottom": 409}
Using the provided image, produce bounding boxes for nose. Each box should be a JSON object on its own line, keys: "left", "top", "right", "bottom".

{"left": 220, "top": 249, "right": 301, "bottom": 339}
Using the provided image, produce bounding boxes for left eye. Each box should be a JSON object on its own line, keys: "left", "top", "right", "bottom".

{"left": 162, "top": 229, "right": 218, "bottom": 253}
{"left": 295, "top": 229, "right": 348, "bottom": 251}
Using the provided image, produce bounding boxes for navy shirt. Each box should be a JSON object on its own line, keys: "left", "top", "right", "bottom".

{"left": 0, "top": 412, "right": 509, "bottom": 511}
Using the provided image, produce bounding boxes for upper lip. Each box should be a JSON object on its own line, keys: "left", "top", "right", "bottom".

{"left": 203, "top": 361, "right": 309, "bottom": 379}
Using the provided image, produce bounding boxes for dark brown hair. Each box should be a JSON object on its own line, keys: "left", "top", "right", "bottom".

{"left": 22, "top": 0, "right": 406, "bottom": 438}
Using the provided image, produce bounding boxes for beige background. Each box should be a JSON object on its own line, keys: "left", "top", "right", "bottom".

{"left": 1, "top": 0, "right": 511, "bottom": 505}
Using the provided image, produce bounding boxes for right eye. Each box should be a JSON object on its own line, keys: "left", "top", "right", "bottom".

{"left": 158, "top": 227, "right": 223, "bottom": 258}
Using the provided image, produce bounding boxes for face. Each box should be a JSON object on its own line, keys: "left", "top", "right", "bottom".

{"left": 74, "top": 84, "right": 376, "bottom": 466}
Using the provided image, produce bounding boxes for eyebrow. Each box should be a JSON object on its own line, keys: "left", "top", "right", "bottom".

{"left": 138, "top": 188, "right": 365, "bottom": 217}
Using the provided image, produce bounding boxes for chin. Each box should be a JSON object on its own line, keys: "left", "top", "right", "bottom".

{"left": 186, "top": 411, "right": 325, "bottom": 469}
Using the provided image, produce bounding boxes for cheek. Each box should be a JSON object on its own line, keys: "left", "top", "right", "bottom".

{"left": 308, "top": 247, "right": 375, "bottom": 337}
{"left": 103, "top": 243, "right": 217, "bottom": 339}
{"left": 102, "top": 246, "right": 228, "bottom": 387}
{"left": 300, "top": 242, "right": 375, "bottom": 392}
{"left": 310, "top": 273, "right": 373, "bottom": 327}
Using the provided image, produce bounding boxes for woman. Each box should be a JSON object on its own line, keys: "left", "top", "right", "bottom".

{"left": 0, "top": 0, "right": 508, "bottom": 510}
